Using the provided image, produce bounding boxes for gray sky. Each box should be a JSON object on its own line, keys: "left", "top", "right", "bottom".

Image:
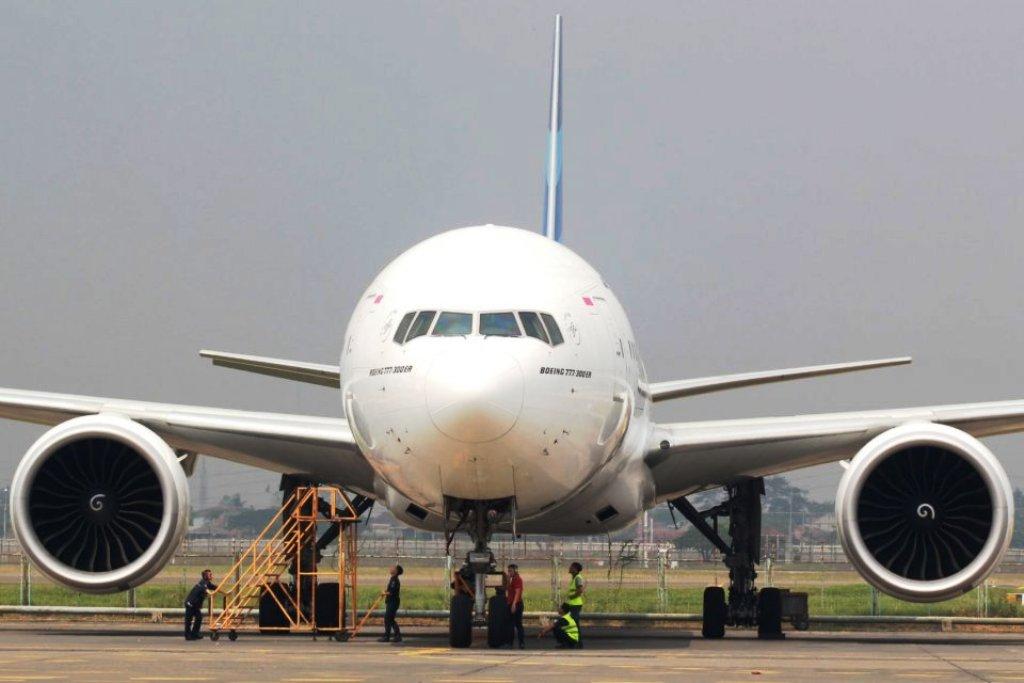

{"left": 2, "top": 1, "right": 1023, "bottom": 507}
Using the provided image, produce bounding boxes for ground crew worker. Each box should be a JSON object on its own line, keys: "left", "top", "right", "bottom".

{"left": 379, "top": 564, "right": 403, "bottom": 643}
{"left": 183, "top": 569, "right": 216, "bottom": 641}
{"left": 537, "top": 603, "right": 579, "bottom": 649}
{"left": 566, "top": 561, "right": 585, "bottom": 646}
{"left": 506, "top": 563, "right": 525, "bottom": 648}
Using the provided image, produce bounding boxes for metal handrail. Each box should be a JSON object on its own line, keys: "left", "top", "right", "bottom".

{"left": 206, "top": 486, "right": 361, "bottom": 637}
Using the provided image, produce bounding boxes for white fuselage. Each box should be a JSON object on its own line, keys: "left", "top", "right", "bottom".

{"left": 340, "top": 225, "right": 655, "bottom": 534}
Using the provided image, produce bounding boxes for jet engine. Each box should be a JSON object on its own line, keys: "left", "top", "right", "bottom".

{"left": 10, "top": 414, "right": 190, "bottom": 593}
{"left": 836, "top": 422, "right": 1013, "bottom": 602}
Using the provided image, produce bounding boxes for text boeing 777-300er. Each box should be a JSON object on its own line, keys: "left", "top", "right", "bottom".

{"left": 1, "top": 16, "right": 1017, "bottom": 643}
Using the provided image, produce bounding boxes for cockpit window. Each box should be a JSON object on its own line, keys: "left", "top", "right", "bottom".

{"left": 393, "top": 309, "right": 562, "bottom": 345}
{"left": 393, "top": 311, "right": 415, "bottom": 344}
{"left": 432, "top": 312, "right": 472, "bottom": 336}
{"left": 480, "top": 312, "right": 521, "bottom": 337}
{"left": 518, "top": 312, "right": 549, "bottom": 343}
{"left": 405, "top": 310, "right": 436, "bottom": 341}
{"left": 540, "top": 313, "right": 564, "bottom": 345}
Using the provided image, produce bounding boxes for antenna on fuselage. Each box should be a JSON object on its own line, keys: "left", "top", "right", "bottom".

{"left": 542, "top": 14, "right": 563, "bottom": 242}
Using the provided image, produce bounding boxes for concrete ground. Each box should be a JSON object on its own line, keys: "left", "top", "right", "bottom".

{"left": 0, "top": 622, "right": 1023, "bottom": 682}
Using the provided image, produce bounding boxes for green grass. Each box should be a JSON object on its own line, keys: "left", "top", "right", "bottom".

{"left": 0, "top": 583, "right": 189, "bottom": 608}
{"left": 5, "top": 583, "right": 1020, "bottom": 618}
{"left": 800, "top": 583, "right": 1023, "bottom": 618}
{"left": 3, "top": 563, "right": 1021, "bottom": 617}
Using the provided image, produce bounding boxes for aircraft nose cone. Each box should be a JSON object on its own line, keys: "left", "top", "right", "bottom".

{"left": 426, "top": 348, "right": 524, "bottom": 443}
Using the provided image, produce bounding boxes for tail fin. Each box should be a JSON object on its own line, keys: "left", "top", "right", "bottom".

{"left": 542, "top": 15, "right": 563, "bottom": 242}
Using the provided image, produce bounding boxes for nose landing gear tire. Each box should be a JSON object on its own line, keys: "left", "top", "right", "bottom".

{"left": 701, "top": 586, "right": 726, "bottom": 639}
{"left": 449, "top": 593, "right": 473, "bottom": 648}
{"left": 486, "top": 594, "right": 513, "bottom": 648}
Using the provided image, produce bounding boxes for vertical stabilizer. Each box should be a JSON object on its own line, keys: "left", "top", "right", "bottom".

{"left": 542, "top": 15, "right": 563, "bottom": 242}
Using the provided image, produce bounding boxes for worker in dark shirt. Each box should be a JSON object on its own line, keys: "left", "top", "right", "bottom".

{"left": 537, "top": 603, "right": 579, "bottom": 649}
{"left": 379, "top": 564, "right": 403, "bottom": 643}
{"left": 184, "top": 569, "right": 217, "bottom": 641}
{"left": 506, "top": 564, "right": 525, "bottom": 649}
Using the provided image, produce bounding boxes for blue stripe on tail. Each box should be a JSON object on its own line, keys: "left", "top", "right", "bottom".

{"left": 542, "top": 15, "right": 563, "bottom": 242}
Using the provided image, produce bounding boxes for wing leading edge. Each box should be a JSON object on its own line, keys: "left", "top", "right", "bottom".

{"left": 199, "top": 350, "right": 341, "bottom": 388}
{"left": 646, "top": 399, "right": 1024, "bottom": 500}
{"left": 647, "top": 356, "right": 911, "bottom": 402}
{"left": 0, "top": 387, "right": 374, "bottom": 494}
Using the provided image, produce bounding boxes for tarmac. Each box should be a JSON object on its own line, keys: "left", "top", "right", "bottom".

{"left": 0, "top": 622, "right": 1022, "bottom": 682}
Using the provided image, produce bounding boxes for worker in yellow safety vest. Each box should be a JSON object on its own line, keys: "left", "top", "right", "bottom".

{"left": 538, "top": 602, "right": 580, "bottom": 649}
{"left": 565, "top": 561, "right": 585, "bottom": 647}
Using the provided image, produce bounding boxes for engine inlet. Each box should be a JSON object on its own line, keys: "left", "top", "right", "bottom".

{"left": 28, "top": 438, "right": 165, "bottom": 573}
{"left": 856, "top": 445, "right": 992, "bottom": 581}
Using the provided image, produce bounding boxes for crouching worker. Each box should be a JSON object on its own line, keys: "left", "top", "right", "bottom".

{"left": 538, "top": 603, "right": 579, "bottom": 649}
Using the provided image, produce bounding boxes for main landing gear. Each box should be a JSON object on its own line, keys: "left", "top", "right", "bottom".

{"left": 444, "top": 497, "right": 516, "bottom": 649}
{"left": 669, "top": 478, "right": 784, "bottom": 640}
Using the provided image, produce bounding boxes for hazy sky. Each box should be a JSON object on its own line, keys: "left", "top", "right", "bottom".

{"left": 2, "top": 1, "right": 1023, "bottom": 507}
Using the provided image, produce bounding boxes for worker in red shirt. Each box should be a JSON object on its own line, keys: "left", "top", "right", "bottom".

{"left": 506, "top": 563, "right": 525, "bottom": 649}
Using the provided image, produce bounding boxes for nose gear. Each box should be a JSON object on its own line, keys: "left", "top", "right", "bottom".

{"left": 443, "top": 497, "right": 517, "bottom": 648}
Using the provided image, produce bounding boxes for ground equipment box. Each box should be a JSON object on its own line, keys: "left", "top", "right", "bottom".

{"left": 778, "top": 589, "right": 809, "bottom": 630}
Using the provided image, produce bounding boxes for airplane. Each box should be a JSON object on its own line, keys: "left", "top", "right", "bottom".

{"left": 0, "top": 15, "right": 1017, "bottom": 646}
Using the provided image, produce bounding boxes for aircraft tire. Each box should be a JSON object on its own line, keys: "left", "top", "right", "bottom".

{"left": 757, "top": 587, "right": 784, "bottom": 639}
{"left": 449, "top": 594, "right": 473, "bottom": 648}
{"left": 701, "top": 586, "right": 726, "bottom": 639}
{"left": 486, "top": 594, "right": 513, "bottom": 648}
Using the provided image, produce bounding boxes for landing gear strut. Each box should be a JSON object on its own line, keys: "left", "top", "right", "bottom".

{"left": 444, "top": 497, "right": 515, "bottom": 648}
{"left": 669, "top": 478, "right": 783, "bottom": 639}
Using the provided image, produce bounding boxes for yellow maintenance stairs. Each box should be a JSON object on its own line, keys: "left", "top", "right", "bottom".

{"left": 207, "top": 486, "right": 366, "bottom": 641}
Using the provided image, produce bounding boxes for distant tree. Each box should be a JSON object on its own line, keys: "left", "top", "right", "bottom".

{"left": 222, "top": 507, "right": 281, "bottom": 537}
{"left": 219, "top": 493, "right": 243, "bottom": 509}
{"left": 647, "top": 504, "right": 677, "bottom": 528}
{"left": 667, "top": 489, "right": 727, "bottom": 560}
{"left": 672, "top": 523, "right": 716, "bottom": 561}
{"left": 669, "top": 476, "right": 832, "bottom": 558}
{"left": 762, "top": 477, "right": 831, "bottom": 515}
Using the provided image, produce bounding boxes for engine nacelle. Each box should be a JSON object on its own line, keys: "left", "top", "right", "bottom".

{"left": 836, "top": 422, "right": 1013, "bottom": 602}
{"left": 10, "top": 414, "right": 190, "bottom": 593}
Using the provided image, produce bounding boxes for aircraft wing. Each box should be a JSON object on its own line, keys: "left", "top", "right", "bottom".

{"left": 0, "top": 387, "right": 375, "bottom": 495}
{"left": 646, "top": 399, "right": 1024, "bottom": 500}
{"left": 647, "top": 356, "right": 911, "bottom": 402}
{"left": 198, "top": 350, "right": 341, "bottom": 388}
